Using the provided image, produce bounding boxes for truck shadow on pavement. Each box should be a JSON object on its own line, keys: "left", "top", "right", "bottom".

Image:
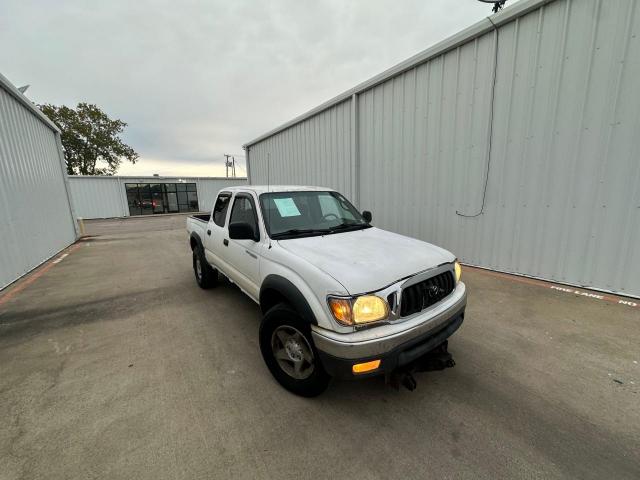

{"left": 0, "top": 285, "right": 185, "bottom": 341}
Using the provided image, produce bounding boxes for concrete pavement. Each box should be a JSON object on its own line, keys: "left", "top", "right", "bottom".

{"left": 1, "top": 215, "right": 638, "bottom": 479}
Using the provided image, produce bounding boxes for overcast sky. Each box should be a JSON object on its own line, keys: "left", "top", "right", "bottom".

{"left": 1, "top": 0, "right": 518, "bottom": 177}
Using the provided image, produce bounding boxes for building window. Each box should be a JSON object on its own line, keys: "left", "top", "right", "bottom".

{"left": 125, "top": 183, "right": 199, "bottom": 216}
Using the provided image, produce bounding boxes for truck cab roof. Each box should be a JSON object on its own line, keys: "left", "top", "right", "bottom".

{"left": 223, "top": 185, "right": 335, "bottom": 195}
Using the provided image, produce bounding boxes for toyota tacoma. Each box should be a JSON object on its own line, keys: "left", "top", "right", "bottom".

{"left": 187, "top": 186, "right": 466, "bottom": 396}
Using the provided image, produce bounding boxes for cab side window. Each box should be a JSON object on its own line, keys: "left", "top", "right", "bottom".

{"left": 212, "top": 193, "right": 231, "bottom": 227}
{"left": 229, "top": 195, "right": 259, "bottom": 237}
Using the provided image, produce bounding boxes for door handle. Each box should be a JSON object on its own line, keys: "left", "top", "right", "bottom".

{"left": 223, "top": 239, "right": 229, "bottom": 246}
{"left": 207, "top": 229, "right": 211, "bottom": 236}
{"left": 245, "top": 250, "right": 257, "bottom": 259}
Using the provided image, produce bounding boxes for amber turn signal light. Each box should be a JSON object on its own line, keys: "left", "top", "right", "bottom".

{"left": 352, "top": 359, "right": 381, "bottom": 374}
{"left": 328, "top": 297, "right": 353, "bottom": 325}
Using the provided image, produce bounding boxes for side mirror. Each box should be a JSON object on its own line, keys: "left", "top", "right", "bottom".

{"left": 229, "top": 222, "right": 258, "bottom": 241}
{"left": 362, "top": 210, "right": 372, "bottom": 223}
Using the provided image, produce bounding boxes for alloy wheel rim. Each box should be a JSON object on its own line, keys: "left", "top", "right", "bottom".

{"left": 271, "top": 325, "right": 315, "bottom": 380}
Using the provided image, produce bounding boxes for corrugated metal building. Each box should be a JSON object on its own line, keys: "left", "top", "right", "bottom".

{"left": 0, "top": 73, "right": 78, "bottom": 290}
{"left": 244, "top": 0, "right": 640, "bottom": 298}
{"left": 68, "top": 176, "right": 248, "bottom": 219}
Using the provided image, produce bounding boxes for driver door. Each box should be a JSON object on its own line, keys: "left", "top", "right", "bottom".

{"left": 225, "top": 193, "right": 262, "bottom": 300}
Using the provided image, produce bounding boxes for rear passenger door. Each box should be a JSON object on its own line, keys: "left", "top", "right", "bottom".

{"left": 204, "top": 192, "right": 232, "bottom": 269}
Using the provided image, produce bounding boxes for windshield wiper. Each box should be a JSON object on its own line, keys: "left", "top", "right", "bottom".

{"left": 271, "top": 228, "right": 331, "bottom": 239}
{"left": 271, "top": 224, "right": 370, "bottom": 239}
{"left": 328, "top": 223, "right": 371, "bottom": 232}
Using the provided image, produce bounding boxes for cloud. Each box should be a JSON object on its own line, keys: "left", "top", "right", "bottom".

{"left": 116, "top": 156, "right": 246, "bottom": 178}
{"left": 0, "top": 0, "right": 518, "bottom": 177}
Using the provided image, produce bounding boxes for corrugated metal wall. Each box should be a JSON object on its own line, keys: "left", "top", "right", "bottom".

{"left": 249, "top": 100, "right": 354, "bottom": 199}
{"left": 68, "top": 176, "right": 248, "bottom": 218}
{"left": 195, "top": 177, "right": 249, "bottom": 211}
{"left": 0, "top": 74, "right": 77, "bottom": 290}
{"left": 245, "top": 0, "right": 640, "bottom": 298}
{"left": 68, "top": 176, "right": 128, "bottom": 218}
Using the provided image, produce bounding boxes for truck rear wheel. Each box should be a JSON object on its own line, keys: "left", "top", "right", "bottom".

{"left": 193, "top": 248, "right": 217, "bottom": 289}
{"left": 259, "top": 303, "right": 330, "bottom": 397}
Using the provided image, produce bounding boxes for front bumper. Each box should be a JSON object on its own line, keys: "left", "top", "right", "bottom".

{"left": 312, "top": 285, "right": 467, "bottom": 379}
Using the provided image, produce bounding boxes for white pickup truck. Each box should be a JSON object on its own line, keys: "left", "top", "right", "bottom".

{"left": 187, "top": 186, "right": 466, "bottom": 396}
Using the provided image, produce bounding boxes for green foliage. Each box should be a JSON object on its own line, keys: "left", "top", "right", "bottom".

{"left": 39, "top": 103, "right": 138, "bottom": 175}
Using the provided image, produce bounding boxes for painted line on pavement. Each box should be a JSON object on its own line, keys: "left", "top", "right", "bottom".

{"left": 52, "top": 253, "right": 69, "bottom": 264}
{"left": 464, "top": 265, "right": 638, "bottom": 309}
{"left": 0, "top": 243, "right": 82, "bottom": 307}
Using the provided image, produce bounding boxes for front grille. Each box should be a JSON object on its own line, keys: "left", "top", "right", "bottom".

{"left": 400, "top": 271, "right": 455, "bottom": 317}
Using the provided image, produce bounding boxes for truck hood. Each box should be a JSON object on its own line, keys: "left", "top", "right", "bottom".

{"left": 277, "top": 227, "right": 455, "bottom": 294}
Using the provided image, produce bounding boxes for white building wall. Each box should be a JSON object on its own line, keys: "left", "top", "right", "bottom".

{"left": 0, "top": 73, "right": 77, "bottom": 290}
{"left": 68, "top": 176, "right": 248, "bottom": 219}
{"left": 68, "top": 176, "right": 128, "bottom": 218}
{"left": 193, "top": 177, "right": 249, "bottom": 212}
{"left": 245, "top": 0, "right": 640, "bottom": 298}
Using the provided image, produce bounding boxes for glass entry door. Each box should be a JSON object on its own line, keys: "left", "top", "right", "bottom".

{"left": 139, "top": 184, "right": 152, "bottom": 215}
{"left": 126, "top": 184, "right": 142, "bottom": 215}
{"left": 165, "top": 183, "right": 179, "bottom": 213}
{"left": 150, "top": 184, "right": 165, "bottom": 213}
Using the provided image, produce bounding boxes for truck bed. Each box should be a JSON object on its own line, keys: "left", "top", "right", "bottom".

{"left": 186, "top": 214, "right": 210, "bottom": 239}
{"left": 190, "top": 214, "right": 210, "bottom": 222}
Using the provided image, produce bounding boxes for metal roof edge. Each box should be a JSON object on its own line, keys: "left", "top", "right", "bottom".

{"left": 0, "top": 71, "right": 61, "bottom": 134}
{"left": 67, "top": 175, "right": 248, "bottom": 180}
{"left": 243, "top": 0, "right": 554, "bottom": 148}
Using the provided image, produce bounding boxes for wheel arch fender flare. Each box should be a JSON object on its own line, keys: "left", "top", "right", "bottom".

{"left": 190, "top": 232, "right": 203, "bottom": 252}
{"left": 260, "top": 275, "right": 318, "bottom": 325}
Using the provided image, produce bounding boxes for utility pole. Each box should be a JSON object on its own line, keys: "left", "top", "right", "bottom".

{"left": 224, "top": 154, "right": 231, "bottom": 177}
{"left": 223, "top": 153, "right": 244, "bottom": 178}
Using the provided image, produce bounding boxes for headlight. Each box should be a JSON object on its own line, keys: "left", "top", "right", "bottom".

{"left": 454, "top": 260, "right": 462, "bottom": 283}
{"left": 353, "top": 296, "right": 388, "bottom": 323}
{"left": 328, "top": 295, "right": 389, "bottom": 326}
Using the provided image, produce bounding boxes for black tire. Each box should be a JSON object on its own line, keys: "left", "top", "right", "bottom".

{"left": 259, "top": 303, "right": 331, "bottom": 397}
{"left": 192, "top": 248, "right": 217, "bottom": 289}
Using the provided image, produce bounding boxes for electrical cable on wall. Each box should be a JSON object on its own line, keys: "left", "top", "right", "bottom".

{"left": 456, "top": 16, "right": 499, "bottom": 218}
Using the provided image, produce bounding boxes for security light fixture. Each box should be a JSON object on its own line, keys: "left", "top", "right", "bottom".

{"left": 477, "top": 0, "right": 507, "bottom": 13}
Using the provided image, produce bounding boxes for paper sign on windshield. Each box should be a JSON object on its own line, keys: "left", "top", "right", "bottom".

{"left": 273, "top": 197, "right": 301, "bottom": 217}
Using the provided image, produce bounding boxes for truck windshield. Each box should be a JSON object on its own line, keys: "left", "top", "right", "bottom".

{"left": 259, "top": 191, "right": 370, "bottom": 239}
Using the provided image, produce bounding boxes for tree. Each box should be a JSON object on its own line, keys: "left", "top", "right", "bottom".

{"left": 39, "top": 103, "right": 138, "bottom": 175}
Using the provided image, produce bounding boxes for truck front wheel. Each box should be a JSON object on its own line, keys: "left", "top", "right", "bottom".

{"left": 259, "top": 303, "right": 330, "bottom": 397}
